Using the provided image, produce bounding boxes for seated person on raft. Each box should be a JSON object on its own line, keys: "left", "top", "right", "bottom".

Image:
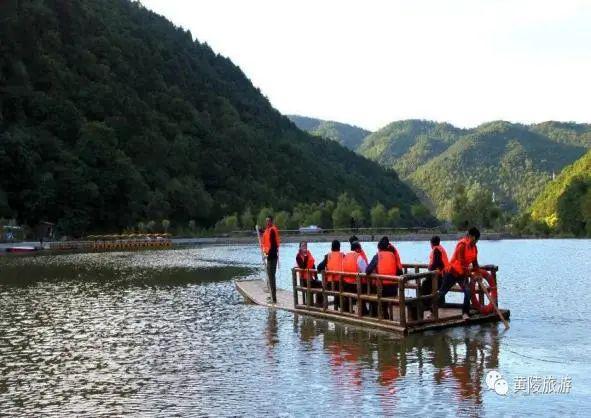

{"left": 317, "top": 240, "right": 345, "bottom": 311}
{"left": 365, "top": 236, "right": 403, "bottom": 320}
{"left": 341, "top": 240, "right": 369, "bottom": 313}
{"left": 418, "top": 235, "right": 450, "bottom": 318}
{"left": 295, "top": 240, "right": 323, "bottom": 306}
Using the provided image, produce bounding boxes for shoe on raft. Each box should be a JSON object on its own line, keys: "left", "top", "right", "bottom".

{"left": 462, "top": 313, "right": 470, "bottom": 321}
{"left": 424, "top": 312, "right": 433, "bottom": 320}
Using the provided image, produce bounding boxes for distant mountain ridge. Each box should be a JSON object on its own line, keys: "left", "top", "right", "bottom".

{"left": 288, "top": 115, "right": 371, "bottom": 151}
{"left": 357, "top": 119, "right": 591, "bottom": 218}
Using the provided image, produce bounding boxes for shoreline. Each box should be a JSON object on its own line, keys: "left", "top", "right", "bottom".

{"left": 0, "top": 233, "right": 584, "bottom": 253}
{"left": 169, "top": 232, "right": 575, "bottom": 247}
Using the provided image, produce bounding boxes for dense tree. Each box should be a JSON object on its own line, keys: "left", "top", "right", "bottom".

{"left": 449, "top": 184, "right": 502, "bottom": 230}
{"left": 370, "top": 203, "right": 387, "bottom": 228}
{"left": 529, "top": 150, "right": 591, "bottom": 236}
{"left": 0, "top": 0, "right": 430, "bottom": 235}
{"left": 332, "top": 193, "right": 365, "bottom": 228}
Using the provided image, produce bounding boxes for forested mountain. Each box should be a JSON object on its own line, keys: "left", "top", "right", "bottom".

{"left": 530, "top": 121, "right": 591, "bottom": 147}
{"left": 0, "top": 0, "right": 430, "bottom": 235}
{"left": 287, "top": 115, "right": 371, "bottom": 151}
{"left": 358, "top": 120, "right": 465, "bottom": 178}
{"left": 529, "top": 150, "right": 591, "bottom": 236}
{"left": 358, "top": 120, "right": 590, "bottom": 218}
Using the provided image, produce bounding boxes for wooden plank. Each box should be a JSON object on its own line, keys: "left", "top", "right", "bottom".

{"left": 236, "top": 279, "right": 407, "bottom": 333}
{"left": 236, "top": 279, "right": 511, "bottom": 335}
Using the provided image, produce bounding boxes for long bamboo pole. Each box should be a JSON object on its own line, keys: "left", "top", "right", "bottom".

{"left": 474, "top": 275, "right": 509, "bottom": 330}
{"left": 255, "top": 225, "right": 270, "bottom": 292}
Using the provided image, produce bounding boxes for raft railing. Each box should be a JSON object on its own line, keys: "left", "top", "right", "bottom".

{"left": 291, "top": 263, "right": 499, "bottom": 329}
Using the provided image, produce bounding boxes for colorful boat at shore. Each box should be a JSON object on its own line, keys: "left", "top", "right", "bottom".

{"left": 4, "top": 246, "right": 41, "bottom": 254}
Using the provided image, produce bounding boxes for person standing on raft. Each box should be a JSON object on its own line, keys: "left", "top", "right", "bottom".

{"left": 437, "top": 227, "right": 480, "bottom": 320}
{"left": 262, "top": 216, "right": 280, "bottom": 304}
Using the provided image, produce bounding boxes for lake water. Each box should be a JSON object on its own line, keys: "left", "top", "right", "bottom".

{"left": 0, "top": 239, "right": 590, "bottom": 416}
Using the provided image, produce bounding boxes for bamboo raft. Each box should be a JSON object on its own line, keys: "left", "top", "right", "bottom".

{"left": 236, "top": 263, "right": 510, "bottom": 335}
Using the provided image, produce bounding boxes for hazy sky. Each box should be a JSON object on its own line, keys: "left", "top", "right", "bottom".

{"left": 140, "top": 0, "right": 591, "bottom": 130}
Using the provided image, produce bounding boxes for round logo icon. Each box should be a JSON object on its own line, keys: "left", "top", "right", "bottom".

{"left": 486, "top": 370, "right": 502, "bottom": 390}
{"left": 494, "top": 378, "right": 509, "bottom": 396}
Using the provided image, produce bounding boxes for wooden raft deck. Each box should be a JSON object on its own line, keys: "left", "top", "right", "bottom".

{"left": 235, "top": 279, "right": 510, "bottom": 335}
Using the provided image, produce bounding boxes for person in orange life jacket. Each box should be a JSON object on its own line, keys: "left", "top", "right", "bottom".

{"left": 295, "top": 241, "right": 322, "bottom": 306}
{"left": 317, "top": 240, "right": 345, "bottom": 311}
{"left": 366, "top": 237, "right": 402, "bottom": 319}
{"left": 366, "top": 238, "right": 403, "bottom": 275}
{"left": 348, "top": 235, "right": 368, "bottom": 264}
{"left": 261, "top": 216, "right": 280, "bottom": 304}
{"left": 349, "top": 235, "right": 369, "bottom": 294}
{"left": 341, "top": 241, "right": 369, "bottom": 313}
{"left": 437, "top": 227, "right": 480, "bottom": 319}
{"left": 421, "top": 235, "right": 450, "bottom": 315}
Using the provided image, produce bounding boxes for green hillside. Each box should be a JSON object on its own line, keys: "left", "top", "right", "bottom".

{"left": 0, "top": 0, "right": 429, "bottom": 235}
{"left": 359, "top": 119, "right": 589, "bottom": 218}
{"left": 358, "top": 120, "right": 465, "bottom": 178}
{"left": 529, "top": 150, "right": 591, "bottom": 236}
{"left": 530, "top": 121, "right": 591, "bottom": 147}
{"left": 288, "top": 115, "right": 371, "bottom": 151}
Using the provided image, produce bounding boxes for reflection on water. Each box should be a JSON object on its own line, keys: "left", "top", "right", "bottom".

{"left": 1, "top": 242, "right": 590, "bottom": 416}
{"left": 291, "top": 315, "right": 500, "bottom": 416}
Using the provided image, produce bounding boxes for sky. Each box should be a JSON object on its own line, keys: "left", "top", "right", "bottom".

{"left": 140, "top": 0, "right": 591, "bottom": 131}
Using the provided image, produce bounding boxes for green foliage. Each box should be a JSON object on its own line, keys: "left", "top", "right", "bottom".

{"left": 387, "top": 207, "right": 401, "bottom": 227}
{"left": 411, "top": 203, "right": 432, "bottom": 226}
{"left": 359, "top": 120, "right": 463, "bottom": 178}
{"left": 288, "top": 115, "right": 371, "bottom": 151}
{"left": 449, "top": 184, "right": 502, "bottom": 230}
{"left": 332, "top": 193, "right": 365, "bottom": 228}
{"left": 529, "top": 150, "right": 591, "bottom": 236}
{"left": 359, "top": 120, "right": 591, "bottom": 220}
{"left": 0, "top": 0, "right": 427, "bottom": 235}
{"left": 215, "top": 214, "right": 239, "bottom": 232}
{"left": 511, "top": 213, "right": 551, "bottom": 236}
{"left": 273, "top": 211, "right": 291, "bottom": 229}
{"left": 370, "top": 203, "right": 387, "bottom": 227}
{"left": 239, "top": 208, "right": 255, "bottom": 230}
{"left": 256, "top": 207, "right": 274, "bottom": 228}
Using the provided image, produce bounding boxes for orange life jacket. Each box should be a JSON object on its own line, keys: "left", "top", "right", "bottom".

{"left": 429, "top": 245, "right": 449, "bottom": 272}
{"left": 261, "top": 225, "right": 280, "bottom": 254}
{"left": 447, "top": 236, "right": 477, "bottom": 276}
{"left": 299, "top": 250, "right": 315, "bottom": 280}
{"left": 343, "top": 251, "right": 361, "bottom": 284}
{"left": 326, "top": 251, "right": 344, "bottom": 283}
{"left": 377, "top": 250, "right": 399, "bottom": 285}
